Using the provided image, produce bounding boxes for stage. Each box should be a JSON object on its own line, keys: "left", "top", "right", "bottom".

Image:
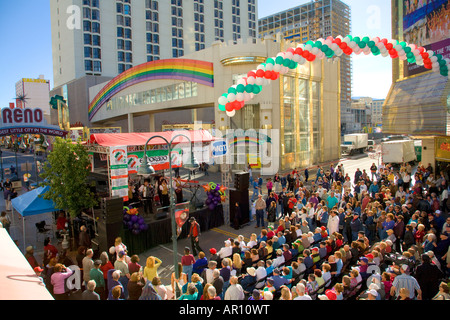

{"left": 119, "top": 204, "right": 224, "bottom": 255}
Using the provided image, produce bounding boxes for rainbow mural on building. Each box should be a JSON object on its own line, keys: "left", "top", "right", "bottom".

{"left": 88, "top": 59, "right": 214, "bottom": 121}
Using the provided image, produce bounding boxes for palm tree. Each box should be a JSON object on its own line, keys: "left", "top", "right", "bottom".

{"left": 14, "top": 93, "right": 29, "bottom": 108}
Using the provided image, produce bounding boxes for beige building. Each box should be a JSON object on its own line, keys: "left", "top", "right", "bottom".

{"left": 88, "top": 35, "right": 341, "bottom": 173}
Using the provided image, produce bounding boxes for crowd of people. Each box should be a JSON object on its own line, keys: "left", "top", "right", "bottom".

{"left": 10, "top": 160, "right": 450, "bottom": 301}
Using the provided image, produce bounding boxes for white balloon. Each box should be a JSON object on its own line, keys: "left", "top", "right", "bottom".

{"left": 432, "top": 62, "right": 440, "bottom": 68}
{"left": 218, "top": 96, "right": 228, "bottom": 105}
{"left": 399, "top": 54, "right": 407, "bottom": 61}
{"left": 265, "top": 63, "right": 274, "bottom": 71}
{"left": 273, "top": 64, "right": 282, "bottom": 72}
{"left": 227, "top": 93, "right": 236, "bottom": 102}
{"left": 304, "top": 44, "right": 313, "bottom": 51}
{"left": 243, "top": 93, "right": 252, "bottom": 101}
{"left": 226, "top": 110, "right": 236, "bottom": 117}
{"left": 343, "top": 37, "right": 351, "bottom": 44}
{"left": 285, "top": 52, "right": 294, "bottom": 60}
{"left": 376, "top": 42, "right": 385, "bottom": 49}
{"left": 255, "top": 77, "right": 265, "bottom": 86}
{"left": 247, "top": 76, "right": 256, "bottom": 85}
{"left": 237, "top": 78, "right": 247, "bottom": 86}
{"left": 348, "top": 41, "right": 357, "bottom": 49}
{"left": 298, "top": 57, "right": 307, "bottom": 64}
{"left": 292, "top": 54, "right": 302, "bottom": 63}
{"left": 311, "top": 47, "right": 320, "bottom": 55}
{"left": 235, "top": 92, "right": 244, "bottom": 102}
{"left": 430, "top": 56, "right": 438, "bottom": 63}
{"left": 427, "top": 50, "right": 434, "bottom": 57}
{"left": 331, "top": 43, "right": 339, "bottom": 51}
{"left": 381, "top": 51, "right": 390, "bottom": 58}
{"left": 324, "top": 39, "right": 333, "bottom": 47}
{"left": 276, "top": 52, "right": 285, "bottom": 58}
{"left": 395, "top": 44, "right": 403, "bottom": 51}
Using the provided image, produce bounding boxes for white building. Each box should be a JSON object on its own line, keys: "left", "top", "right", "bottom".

{"left": 50, "top": 0, "right": 258, "bottom": 88}
{"left": 15, "top": 75, "right": 51, "bottom": 116}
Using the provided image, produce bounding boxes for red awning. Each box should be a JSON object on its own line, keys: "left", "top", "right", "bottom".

{"left": 88, "top": 129, "right": 216, "bottom": 147}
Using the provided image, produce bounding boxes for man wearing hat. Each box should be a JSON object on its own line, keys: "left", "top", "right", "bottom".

{"left": 188, "top": 217, "right": 203, "bottom": 257}
{"left": 390, "top": 264, "right": 422, "bottom": 300}
{"left": 254, "top": 194, "right": 266, "bottom": 228}
{"left": 270, "top": 268, "right": 291, "bottom": 291}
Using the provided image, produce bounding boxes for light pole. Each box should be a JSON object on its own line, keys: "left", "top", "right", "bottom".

{"left": 137, "top": 133, "right": 198, "bottom": 299}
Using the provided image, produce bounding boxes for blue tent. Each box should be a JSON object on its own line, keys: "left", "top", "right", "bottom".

{"left": 11, "top": 186, "right": 56, "bottom": 217}
{"left": 11, "top": 186, "right": 58, "bottom": 252}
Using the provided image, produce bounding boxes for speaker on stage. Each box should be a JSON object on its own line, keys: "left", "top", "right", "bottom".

{"left": 92, "top": 196, "right": 124, "bottom": 255}
{"left": 234, "top": 172, "right": 249, "bottom": 191}
{"left": 229, "top": 188, "right": 250, "bottom": 229}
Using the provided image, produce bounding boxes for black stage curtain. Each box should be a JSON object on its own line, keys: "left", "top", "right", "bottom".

{"left": 121, "top": 204, "right": 224, "bottom": 255}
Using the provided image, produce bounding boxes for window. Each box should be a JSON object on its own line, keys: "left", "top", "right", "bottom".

{"left": 93, "top": 61, "right": 102, "bottom": 72}
{"left": 84, "top": 47, "right": 92, "bottom": 58}
{"left": 125, "top": 52, "right": 132, "bottom": 63}
{"left": 83, "top": 7, "right": 91, "bottom": 19}
{"left": 117, "top": 3, "right": 123, "bottom": 13}
{"left": 92, "top": 35, "right": 101, "bottom": 46}
{"left": 92, "top": 22, "right": 100, "bottom": 33}
{"left": 83, "top": 20, "right": 91, "bottom": 32}
{"left": 91, "top": 9, "right": 100, "bottom": 20}
{"left": 124, "top": 28, "right": 132, "bottom": 39}
{"left": 124, "top": 5, "right": 131, "bottom": 15}
{"left": 118, "top": 51, "right": 125, "bottom": 62}
{"left": 93, "top": 48, "right": 101, "bottom": 59}
{"left": 85, "top": 60, "right": 93, "bottom": 71}
{"left": 118, "top": 64, "right": 125, "bottom": 74}
{"left": 84, "top": 34, "right": 92, "bottom": 45}
{"left": 125, "top": 41, "right": 132, "bottom": 51}
{"left": 117, "top": 39, "right": 124, "bottom": 50}
{"left": 117, "top": 27, "right": 124, "bottom": 37}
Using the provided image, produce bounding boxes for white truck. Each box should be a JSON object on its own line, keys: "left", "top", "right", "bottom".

{"left": 341, "top": 133, "right": 368, "bottom": 155}
{"left": 381, "top": 140, "right": 416, "bottom": 164}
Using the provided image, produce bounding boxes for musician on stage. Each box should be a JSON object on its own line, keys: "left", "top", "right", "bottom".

{"left": 173, "top": 175, "right": 185, "bottom": 204}
{"left": 139, "top": 179, "right": 155, "bottom": 215}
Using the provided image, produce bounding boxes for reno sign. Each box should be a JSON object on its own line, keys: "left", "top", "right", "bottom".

{"left": 0, "top": 107, "right": 67, "bottom": 137}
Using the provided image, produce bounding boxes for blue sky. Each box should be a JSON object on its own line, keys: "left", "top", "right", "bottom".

{"left": 0, "top": 0, "right": 392, "bottom": 110}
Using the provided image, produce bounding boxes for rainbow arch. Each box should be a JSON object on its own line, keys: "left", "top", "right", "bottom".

{"left": 218, "top": 35, "right": 450, "bottom": 117}
{"left": 88, "top": 59, "right": 214, "bottom": 120}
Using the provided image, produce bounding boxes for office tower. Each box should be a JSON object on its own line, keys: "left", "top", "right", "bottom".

{"left": 50, "top": 0, "right": 258, "bottom": 88}
{"left": 258, "top": 0, "right": 352, "bottom": 108}
{"left": 15, "top": 75, "right": 51, "bottom": 115}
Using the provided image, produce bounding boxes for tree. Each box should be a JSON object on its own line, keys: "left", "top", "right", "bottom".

{"left": 40, "top": 137, "right": 97, "bottom": 239}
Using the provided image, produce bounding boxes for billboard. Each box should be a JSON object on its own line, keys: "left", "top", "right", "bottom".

{"left": 403, "top": 0, "right": 450, "bottom": 76}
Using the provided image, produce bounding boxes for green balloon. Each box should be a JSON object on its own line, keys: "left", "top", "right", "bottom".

{"left": 371, "top": 46, "right": 379, "bottom": 54}
{"left": 362, "top": 36, "right": 370, "bottom": 43}
{"left": 236, "top": 84, "right": 245, "bottom": 93}
{"left": 353, "top": 36, "right": 361, "bottom": 43}
{"left": 218, "top": 104, "right": 226, "bottom": 111}
{"left": 253, "top": 85, "right": 261, "bottom": 94}
{"left": 321, "top": 44, "right": 329, "bottom": 52}
{"left": 283, "top": 59, "right": 291, "bottom": 67}
{"left": 315, "top": 41, "right": 322, "bottom": 49}
{"left": 368, "top": 41, "right": 375, "bottom": 48}
{"left": 400, "top": 41, "right": 407, "bottom": 47}
{"left": 275, "top": 56, "right": 284, "bottom": 65}
{"left": 436, "top": 54, "right": 443, "bottom": 61}
{"left": 245, "top": 84, "right": 254, "bottom": 93}
{"left": 306, "top": 40, "right": 314, "bottom": 46}
{"left": 228, "top": 87, "right": 236, "bottom": 94}
{"left": 404, "top": 47, "right": 411, "bottom": 53}
{"left": 439, "top": 60, "right": 447, "bottom": 67}
{"left": 266, "top": 58, "right": 275, "bottom": 65}
{"left": 406, "top": 52, "right": 414, "bottom": 59}
{"left": 289, "top": 60, "right": 297, "bottom": 69}
{"left": 326, "top": 49, "right": 334, "bottom": 57}
{"left": 346, "top": 35, "right": 353, "bottom": 40}
{"left": 358, "top": 42, "right": 366, "bottom": 49}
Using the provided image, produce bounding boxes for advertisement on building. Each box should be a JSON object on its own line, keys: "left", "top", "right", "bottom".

{"left": 403, "top": 0, "right": 450, "bottom": 77}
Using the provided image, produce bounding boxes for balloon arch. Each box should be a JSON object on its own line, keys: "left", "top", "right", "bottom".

{"left": 217, "top": 35, "right": 450, "bottom": 117}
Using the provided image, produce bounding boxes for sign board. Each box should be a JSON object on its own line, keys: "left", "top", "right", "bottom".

{"left": 0, "top": 107, "right": 67, "bottom": 137}
{"left": 110, "top": 146, "right": 129, "bottom": 201}
{"left": 127, "top": 149, "right": 182, "bottom": 174}
{"left": 212, "top": 140, "right": 227, "bottom": 157}
{"left": 435, "top": 136, "right": 450, "bottom": 161}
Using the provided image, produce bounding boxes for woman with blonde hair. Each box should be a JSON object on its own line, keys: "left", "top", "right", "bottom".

{"left": 114, "top": 237, "right": 130, "bottom": 264}
{"left": 127, "top": 272, "right": 144, "bottom": 300}
{"left": 280, "top": 285, "right": 293, "bottom": 300}
{"left": 143, "top": 255, "right": 162, "bottom": 282}
{"left": 232, "top": 253, "right": 242, "bottom": 276}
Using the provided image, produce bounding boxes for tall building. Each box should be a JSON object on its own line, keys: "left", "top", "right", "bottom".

{"left": 258, "top": 0, "right": 352, "bottom": 108}
{"left": 384, "top": 0, "right": 450, "bottom": 171}
{"left": 50, "top": 0, "right": 258, "bottom": 88}
{"left": 15, "top": 75, "right": 51, "bottom": 116}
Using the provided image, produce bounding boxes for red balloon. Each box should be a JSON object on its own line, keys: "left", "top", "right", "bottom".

{"left": 256, "top": 69, "right": 265, "bottom": 78}
{"left": 302, "top": 50, "right": 310, "bottom": 58}
{"left": 232, "top": 101, "right": 241, "bottom": 109}
{"left": 389, "top": 49, "right": 397, "bottom": 55}
{"left": 295, "top": 48, "right": 303, "bottom": 55}
{"left": 225, "top": 103, "right": 233, "bottom": 112}
{"left": 287, "top": 47, "right": 295, "bottom": 54}
{"left": 307, "top": 54, "right": 315, "bottom": 62}
{"left": 239, "top": 101, "right": 245, "bottom": 109}
{"left": 381, "top": 38, "right": 388, "bottom": 44}
{"left": 247, "top": 71, "right": 256, "bottom": 78}
{"left": 385, "top": 43, "right": 393, "bottom": 50}
{"left": 421, "top": 52, "right": 429, "bottom": 59}
{"left": 271, "top": 72, "right": 279, "bottom": 80}
{"left": 418, "top": 47, "right": 425, "bottom": 53}
{"left": 340, "top": 42, "right": 348, "bottom": 50}
{"left": 264, "top": 70, "right": 273, "bottom": 79}
{"left": 345, "top": 48, "right": 353, "bottom": 55}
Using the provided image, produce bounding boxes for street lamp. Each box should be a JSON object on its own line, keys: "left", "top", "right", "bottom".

{"left": 137, "top": 133, "right": 198, "bottom": 299}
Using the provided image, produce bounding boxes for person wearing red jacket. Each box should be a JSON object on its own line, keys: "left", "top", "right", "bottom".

{"left": 188, "top": 217, "right": 203, "bottom": 257}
